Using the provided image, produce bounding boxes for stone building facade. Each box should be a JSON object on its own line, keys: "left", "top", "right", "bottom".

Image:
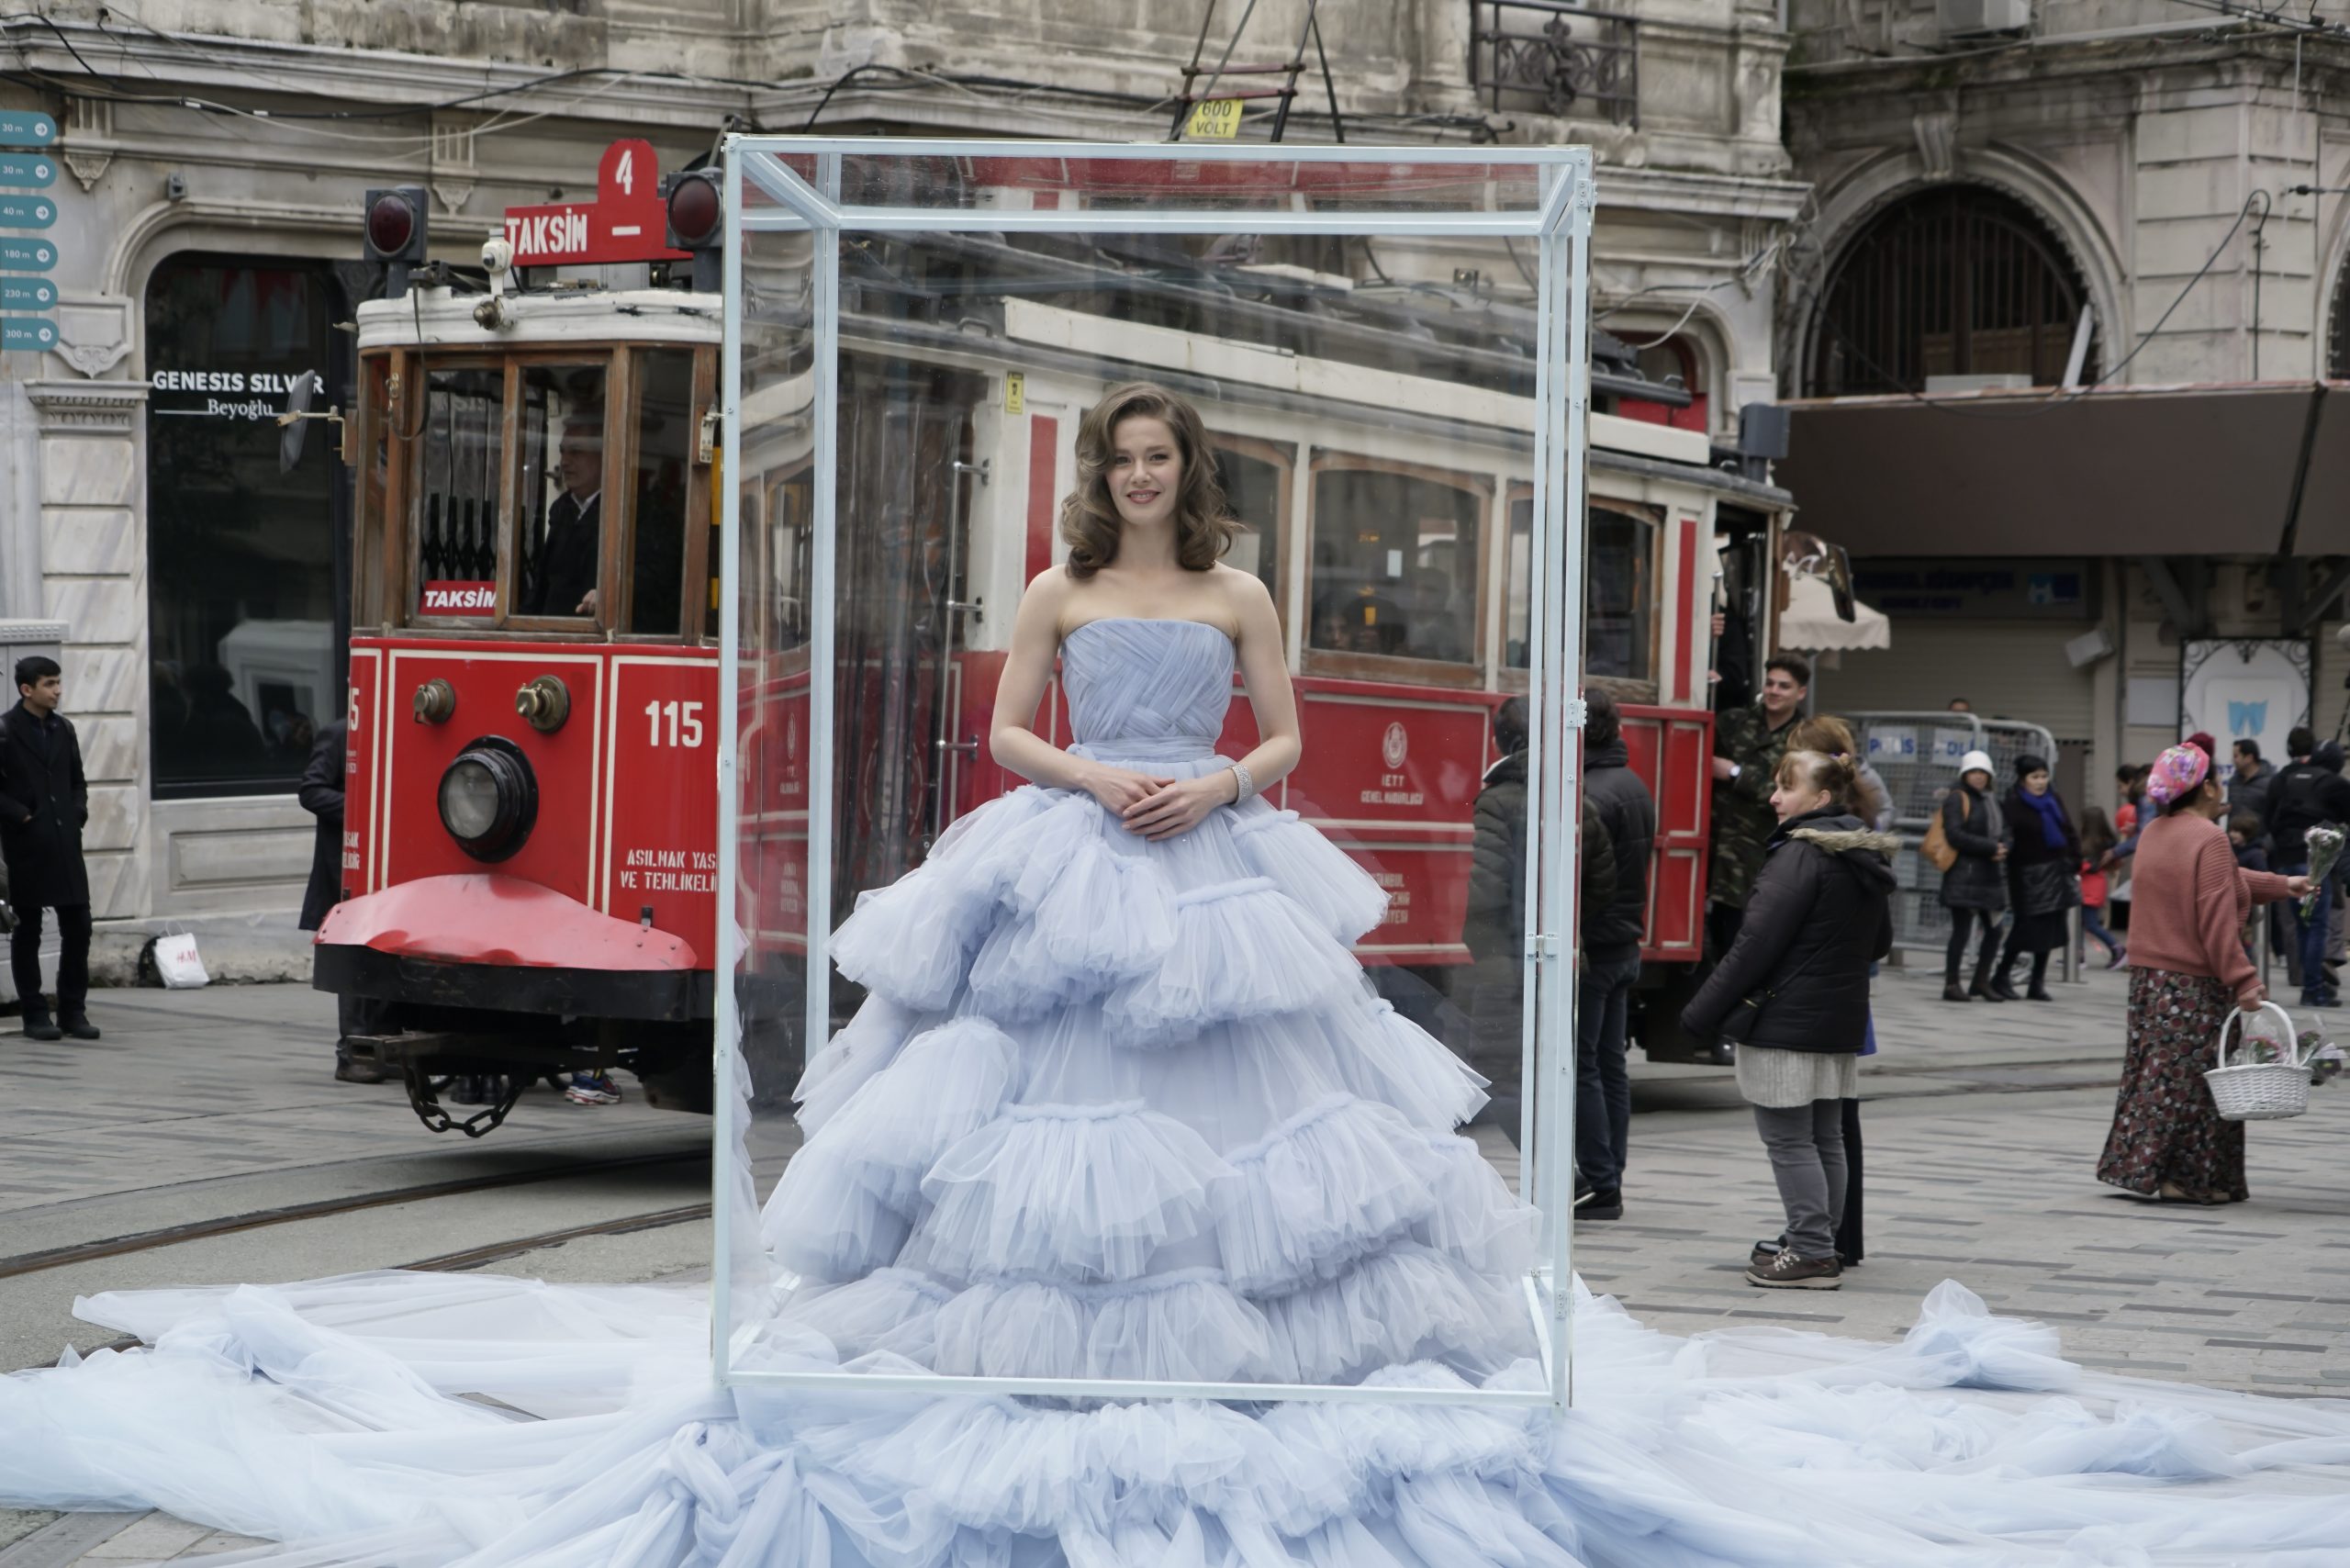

{"left": 1774, "top": 0, "right": 2350, "bottom": 811}
{"left": 0, "top": 0, "right": 1803, "bottom": 924}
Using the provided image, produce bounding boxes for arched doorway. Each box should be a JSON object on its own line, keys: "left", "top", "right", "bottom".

{"left": 1809, "top": 185, "right": 2095, "bottom": 396}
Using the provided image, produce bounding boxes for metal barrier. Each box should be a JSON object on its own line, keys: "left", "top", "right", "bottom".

{"left": 1845, "top": 711, "right": 2072, "bottom": 980}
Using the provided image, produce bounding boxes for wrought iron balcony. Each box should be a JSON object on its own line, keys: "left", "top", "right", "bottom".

{"left": 1468, "top": 1, "right": 1639, "bottom": 126}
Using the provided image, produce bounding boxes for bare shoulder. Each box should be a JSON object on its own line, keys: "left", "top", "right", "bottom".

{"left": 1208, "top": 564, "right": 1274, "bottom": 637}
{"left": 1018, "top": 566, "right": 1077, "bottom": 626}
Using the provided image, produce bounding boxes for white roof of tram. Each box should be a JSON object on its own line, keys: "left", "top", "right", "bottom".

{"left": 355, "top": 286, "right": 723, "bottom": 353}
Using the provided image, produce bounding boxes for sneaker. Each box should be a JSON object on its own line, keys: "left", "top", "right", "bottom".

{"left": 2105, "top": 946, "right": 2127, "bottom": 970}
{"left": 21, "top": 1014, "right": 60, "bottom": 1041}
{"left": 565, "top": 1072, "right": 621, "bottom": 1106}
{"left": 1746, "top": 1249, "right": 1842, "bottom": 1290}
{"left": 1750, "top": 1238, "right": 1785, "bottom": 1271}
{"left": 61, "top": 1014, "right": 98, "bottom": 1041}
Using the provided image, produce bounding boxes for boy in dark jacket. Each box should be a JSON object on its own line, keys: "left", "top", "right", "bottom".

{"left": 1574, "top": 690, "right": 1656, "bottom": 1220}
{"left": 0, "top": 656, "right": 96, "bottom": 1041}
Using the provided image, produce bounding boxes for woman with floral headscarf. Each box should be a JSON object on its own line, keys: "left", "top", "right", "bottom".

{"left": 2096, "top": 744, "right": 2310, "bottom": 1204}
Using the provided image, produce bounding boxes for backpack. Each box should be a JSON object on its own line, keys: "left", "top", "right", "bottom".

{"left": 1923, "top": 792, "right": 1960, "bottom": 872}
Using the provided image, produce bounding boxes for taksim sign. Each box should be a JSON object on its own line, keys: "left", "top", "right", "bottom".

{"left": 503, "top": 139, "right": 691, "bottom": 269}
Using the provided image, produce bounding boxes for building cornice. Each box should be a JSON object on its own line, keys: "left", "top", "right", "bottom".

{"left": 24, "top": 380, "right": 146, "bottom": 435}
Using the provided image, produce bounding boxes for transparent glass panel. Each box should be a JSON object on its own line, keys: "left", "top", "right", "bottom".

{"left": 724, "top": 143, "right": 1591, "bottom": 1408}
{"left": 1505, "top": 499, "right": 1655, "bottom": 685}
{"left": 1306, "top": 465, "right": 1483, "bottom": 666}
{"left": 410, "top": 363, "right": 505, "bottom": 622}
{"left": 1212, "top": 438, "right": 1287, "bottom": 612}
{"left": 512, "top": 363, "right": 610, "bottom": 619}
{"left": 628, "top": 350, "right": 695, "bottom": 635}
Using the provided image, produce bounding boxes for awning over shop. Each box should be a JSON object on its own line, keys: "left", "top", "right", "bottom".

{"left": 1780, "top": 574, "right": 1891, "bottom": 651}
{"left": 1779, "top": 383, "right": 2349, "bottom": 557}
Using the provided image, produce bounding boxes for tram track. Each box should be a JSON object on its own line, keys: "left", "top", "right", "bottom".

{"left": 0, "top": 1148, "right": 709, "bottom": 1283}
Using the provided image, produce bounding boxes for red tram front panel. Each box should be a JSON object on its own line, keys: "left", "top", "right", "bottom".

{"left": 350, "top": 637, "right": 723, "bottom": 972}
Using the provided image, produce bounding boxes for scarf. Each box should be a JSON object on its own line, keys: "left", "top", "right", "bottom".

{"left": 2018, "top": 786, "right": 2069, "bottom": 849}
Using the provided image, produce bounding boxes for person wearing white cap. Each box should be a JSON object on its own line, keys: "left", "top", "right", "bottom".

{"left": 1937, "top": 749, "right": 2010, "bottom": 1002}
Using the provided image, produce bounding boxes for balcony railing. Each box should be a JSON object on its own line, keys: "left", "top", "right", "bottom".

{"left": 1468, "top": 1, "right": 1639, "bottom": 127}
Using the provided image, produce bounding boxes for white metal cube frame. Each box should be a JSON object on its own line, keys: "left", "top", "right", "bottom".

{"left": 714, "top": 137, "right": 1594, "bottom": 1410}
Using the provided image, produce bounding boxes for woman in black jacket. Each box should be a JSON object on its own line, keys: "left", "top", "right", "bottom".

{"left": 1939, "top": 748, "right": 2011, "bottom": 1002}
{"left": 1995, "top": 754, "right": 2082, "bottom": 1002}
{"left": 1681, "top": 749, "right": 1896, "bottom": 1291}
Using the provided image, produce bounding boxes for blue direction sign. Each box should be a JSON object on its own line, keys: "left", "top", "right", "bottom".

{"left": 0, "top": 155, "right": 54, "bottom": 189}
{"left": 2, "top": 319, "right": 57, "bottom": 352}
{"left": 0, "top": 278, "right": 53, "bottom": 310}
{"left": 0, "top": 195, "right": 55, "bottom": 229}
{"left": 0, "top": 239, "right": 55, "bottom": 272}
{"left": 0, "top": 113, "right": 54, "bottom": 148}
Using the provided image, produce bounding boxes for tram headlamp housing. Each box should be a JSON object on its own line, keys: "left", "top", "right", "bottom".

{"left": 437, "top": 737, "right": 536, "bottom": 862}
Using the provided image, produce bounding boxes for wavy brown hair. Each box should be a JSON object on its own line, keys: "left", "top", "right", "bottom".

{"left": 1058, "top": 382, "right": 1237, "bottom": 579}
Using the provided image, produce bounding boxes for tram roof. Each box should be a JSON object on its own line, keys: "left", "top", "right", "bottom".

{"left": 355, "top": 286, "right": 722, "bottom": 353}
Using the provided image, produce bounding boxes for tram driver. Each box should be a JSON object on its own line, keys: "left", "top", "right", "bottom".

{"left": 522, "top": 418, "right": 604, "bottom": 617}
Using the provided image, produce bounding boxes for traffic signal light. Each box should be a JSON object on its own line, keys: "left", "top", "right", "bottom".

{"left": 363, "top": 186, "right": 429, "bottom": 298}
{"left": 663, "top": 168, "right": 722, "bottom": 293}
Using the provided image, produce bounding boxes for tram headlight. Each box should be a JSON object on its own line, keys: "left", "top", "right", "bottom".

{"left": 437, "top": 739, "right": 536, "bottom": 862}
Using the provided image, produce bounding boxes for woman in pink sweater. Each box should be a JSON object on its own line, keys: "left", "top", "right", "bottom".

{"left": 2097, "top": 743, "right": 2310, "bottom": 1204}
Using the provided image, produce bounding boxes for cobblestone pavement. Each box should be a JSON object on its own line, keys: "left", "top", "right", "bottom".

{"left": 5, "top": 962, "right": 2349, "bottom": 1559}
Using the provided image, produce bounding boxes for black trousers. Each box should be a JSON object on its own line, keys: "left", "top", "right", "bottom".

{"left": 12, "top": 902, "right": 91, "bottom": 1018}
{"left": 1945, "top": 908, "right": 2003, "bottom": 984}
{"left": 1834, "top": 1096, "right": 1863, "bottom": 1264}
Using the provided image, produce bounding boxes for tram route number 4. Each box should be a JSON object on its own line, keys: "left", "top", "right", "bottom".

{"left": 645, "top": 700, "right": 706, "bottom": 748}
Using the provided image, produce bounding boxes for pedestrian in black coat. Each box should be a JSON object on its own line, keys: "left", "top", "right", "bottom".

{"left": 1938, "top": 750, "right": 2010, "bottom": 1001}
{"left": 297, "top": 721, "right": 347, "bottom": 934}
{"left": 0, "top": 656, "right": 96, "bottom": 1040}
{"left": 1682, "top": 749, "right": 1896, "bottom": 1292}
{"left": 1460, "top": 698, "right": 1614, "bottom": 1139}
{"left": 297, "top": 720, "right": 392, "bottom": 1083}
{"left": 1574, "top": 690, "right": 1657, "bottom": 1220}
{"left": 1995, "top": 754, "right": 2082, "bottom": 1002}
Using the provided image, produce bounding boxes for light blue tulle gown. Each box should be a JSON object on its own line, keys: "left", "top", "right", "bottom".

{"left": 761, "top": 616, "right": 1539, "bottom": 1388}
{"left": 6, "top": 618, "right": 2350, "bottom": 1567}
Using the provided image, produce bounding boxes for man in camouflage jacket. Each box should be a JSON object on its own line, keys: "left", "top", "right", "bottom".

{"left": 1707, "top": 652, "right": 1810, "bottom": 952}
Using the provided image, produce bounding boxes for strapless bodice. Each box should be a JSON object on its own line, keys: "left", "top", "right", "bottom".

{"left": 1060, "top": 618, "right": 1234, "bottom": 764}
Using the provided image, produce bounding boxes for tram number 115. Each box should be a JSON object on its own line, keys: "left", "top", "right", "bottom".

{"left": 645, "top": 700, "right": 707, "bottom": 748}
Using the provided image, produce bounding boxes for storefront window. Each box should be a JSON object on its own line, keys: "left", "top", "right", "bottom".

{"left": 145, "top": 255, "right": 338, "bottom": 798}
{"left": 512, "top": 364, "right": 610, "bottom": 619}
{"left": 1308, "top": 463, "right": 1481, "bottom": 664}
{"left": 1505, "top": 498, "right": 1655, "bottom": 679}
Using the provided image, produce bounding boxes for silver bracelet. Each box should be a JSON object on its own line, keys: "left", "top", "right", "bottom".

{"left": 1228, "top": 762, "right": 1255, "bottom": 802}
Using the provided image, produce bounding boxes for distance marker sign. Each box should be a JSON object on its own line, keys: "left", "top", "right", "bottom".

{"left": 0, "top": 239, "right": 53, "bottom": 271}
{"left": 0, "top": 155, "right": 52, "bottom": 188}
{"left": 0, "top": 195, "right": 55, "bottom": 228}
{"left": 0, "top": 277, "right": 54, "bottom": 309}
{"left": 1, "top": 319, "right": 57, "bottom": 351}
{"left": 0, "top": 113, "right": 54, "bottom": 147}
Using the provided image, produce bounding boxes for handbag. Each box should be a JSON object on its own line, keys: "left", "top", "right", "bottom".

{"left": 1922, "top": 795, "right": 1959, "bottom": 873}
{"left": 151, "top": 926, "right": 210, "bottom": 990}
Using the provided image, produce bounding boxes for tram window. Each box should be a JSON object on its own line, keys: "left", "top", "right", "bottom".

{"left": 412, "top": 364, "right": 506, "bottom": 621}
{"left": 1504, "top": 498, "right": 1654, "bottom": 680}
{"left": 513, "top": 364, "right": 610, "bottom": 620}
{"left": 629, "top": 351, "right": 693, "bottom": 635}
{"left": 1307, "top": 465, "right": 1481, "bottom": 664}
{"left": 1212, "top": 442, "right": 1285, "bottom": 607}
{"left": 755, "top": 465, "right": 814, "bottom": 652}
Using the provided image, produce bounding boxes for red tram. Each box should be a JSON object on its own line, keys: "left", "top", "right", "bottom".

{"left": 314, "top": 150, "right": 1802, "bottom": 1135}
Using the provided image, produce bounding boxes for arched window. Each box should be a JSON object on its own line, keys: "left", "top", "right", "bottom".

{"left": 1810, "top": 185, "right": 2094, "bottom": 396}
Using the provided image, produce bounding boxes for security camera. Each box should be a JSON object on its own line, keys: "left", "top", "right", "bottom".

{"left": 481, "top": 235, "right": 514, "bottom": 276}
